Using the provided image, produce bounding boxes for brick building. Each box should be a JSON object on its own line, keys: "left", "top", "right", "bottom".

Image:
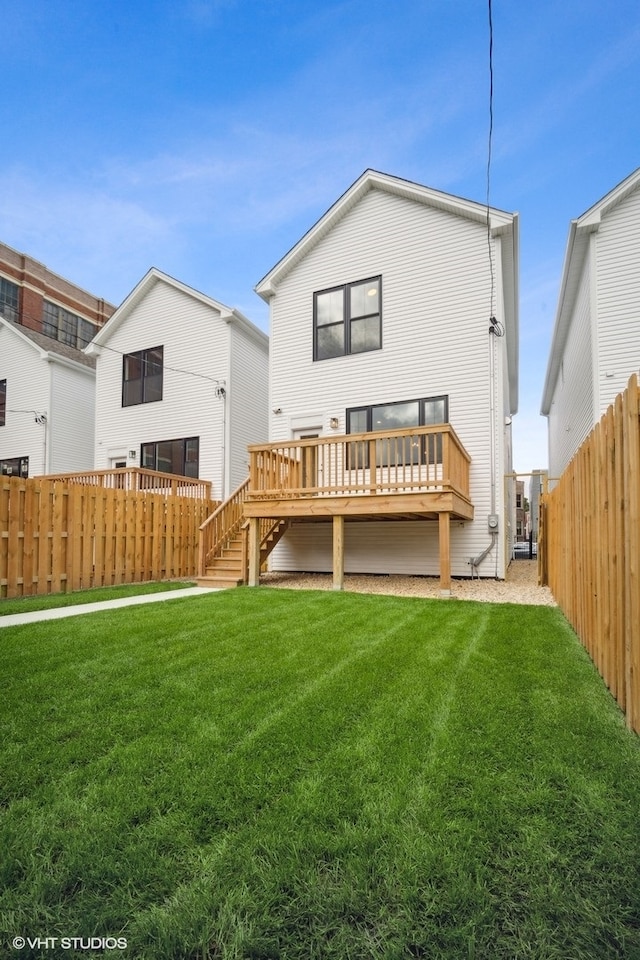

{"left": 0, "top": 241, "right": 116, "bottom": 349}
{"left": 1, "top": 242, "right": 117, "bottom": 477}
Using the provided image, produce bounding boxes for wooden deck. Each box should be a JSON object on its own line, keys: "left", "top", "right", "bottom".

{"left": 199, "top": 425, "right": 473, "bottom": 593}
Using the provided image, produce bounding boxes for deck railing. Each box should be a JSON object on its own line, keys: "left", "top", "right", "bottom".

{"left": 199, "top": 478, "right": 250, "bottom": 570}
{"left": 41, "top": 467, "right": 212, "bottom": 500}
{"left": 247, "top": 424, "right": 471, "bottom": 501}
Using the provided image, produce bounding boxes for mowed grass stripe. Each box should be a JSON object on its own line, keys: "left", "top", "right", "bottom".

{"left": 1, "top": 589, "right": 640, "bottom": 959}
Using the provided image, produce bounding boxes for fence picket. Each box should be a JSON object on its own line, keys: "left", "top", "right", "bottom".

{"left": 0, "top": 475, "right": 215, "bottom": 599}
{"left": 542, "top": 373, "right": 640, "bottom": 734}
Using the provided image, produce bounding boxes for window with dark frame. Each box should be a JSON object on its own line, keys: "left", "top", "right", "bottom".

{"left": 346, "top": 396, "right": 448, "bottom": 468}
{"left": 42, "top": 301, "right": 98, "bottom": 349}
{"left": 0, "top": 456, "right": 29, "bottom": 477}
{"left": 0, "top": 277, "right": 19, "bottom": 323}
{"left": 0, "top": 379, "right": 6, "bottom": 427}
{"left": 314, "top": 276, "right": 381, "bottom": 361}
{"left": 140, "top": 436, "right": 199, "bottom": 478}
{"left": 122, "top": 346, "right": 164, "bottom": 407}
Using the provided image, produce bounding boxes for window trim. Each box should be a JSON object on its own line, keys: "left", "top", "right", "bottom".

{"left": 122, "top": 346, "right": 164, "bottom": 407}
{"left": 313, "top": 276, "right": 382, "bottom": 361}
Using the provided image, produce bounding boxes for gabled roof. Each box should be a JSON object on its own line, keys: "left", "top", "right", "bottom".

{"left": 541, "top": 166, "right": 640, "bottom": 415}
{"left": 256, "top": 169, "right": 516, "bottom": 298}
{"left": 86, "top": 267, "right": 267, "bottom": 353}
{"left": 0, "top": 317, "right": 95, "bottom": 370}
{"left": 255, "top": 168, "right": 519, "bottom": 413}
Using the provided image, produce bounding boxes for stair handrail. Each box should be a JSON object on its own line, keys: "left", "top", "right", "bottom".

{"left": 199, "top": 478, "right": 250, "bottom": 573}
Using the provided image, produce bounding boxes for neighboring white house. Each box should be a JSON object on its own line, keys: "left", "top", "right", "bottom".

{"left": 0, "top": 317, "right": 96, "bottom": 476}
{"left": 254, "top": 169, "right": 519, "bottom": 580}
{"left": 86, "top": 269, "right": 268, "bottom": 500}
{"left": 541, "top": 167, "right": 640, "bottom": 480}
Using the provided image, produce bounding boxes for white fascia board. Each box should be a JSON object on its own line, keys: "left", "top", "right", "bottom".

{"left": 222, "top": 308, "right": 269, "bottom": 349}
{"left": 577, "top": 166, "right": 640, "bottom": 229}
{"left": 540, "top": 220, "right": 595, "bottom": 414}
{"left": 502, "top": 212, "right": 520, "bottom": 414}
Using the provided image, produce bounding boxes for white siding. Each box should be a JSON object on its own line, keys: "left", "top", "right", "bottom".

{"left": 227, "top": 323, "right": 269, "bottom": 493}
{"left": 94, "top": 281, "right": 229, "bottom": 496}
{"left": 93, "top": 278, "right": 268, "bottom": 500}
{"left": 0, "top": 330, "right": 50, "bottom": 475}
{"left": 268, "top": 188, "right": 511, "bottom": 578}
{"left": 49, "top": 361, "right": 95, "bottom": 473}
{"left": 546, "top": 255, "right": 594, "bottom": 479}
{"left": 594, "top": 185, "right": 640, "bottom": 414}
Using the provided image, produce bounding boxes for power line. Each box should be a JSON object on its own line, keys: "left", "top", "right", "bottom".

{"left": 4, "top": 307, "right": 225, "bottom": 387}
{"left": 486, "top": 0, "right": 503, "bottom": 338}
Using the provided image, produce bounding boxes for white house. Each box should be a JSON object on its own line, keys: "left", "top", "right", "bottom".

{"left": 541, "top": 167, "right": 640, "bottom": 480}
{"left": 86, "top": 269, "right": 268, "bottom": 500}
{"left": 0, "top": 317, "right": 96, "bottom": 476}
{"left": 245, "top": 170, "right": 519, "bottom": 584}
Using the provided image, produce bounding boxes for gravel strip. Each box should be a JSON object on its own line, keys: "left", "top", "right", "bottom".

{"left": 260, "top": 561, "right": 556, "bottom": 606}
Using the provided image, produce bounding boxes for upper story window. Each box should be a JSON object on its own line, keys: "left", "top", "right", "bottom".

{"left": 0, "top": 379, "right": 6, "bottom": 427}
{"left": 122, "top": 346, "right": 163, "bottom": 407}
{"left": 313, "top": 276, "right": 381, "bottom": 361}
{"left": 0, "top": 277, "right": 19, "bottom": 323}
{"left": 43, "top": 301, "right": 98, "bottom": 349}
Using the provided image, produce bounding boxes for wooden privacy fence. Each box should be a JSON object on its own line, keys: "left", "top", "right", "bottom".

{"left": 541, "top": 373, "right": 640, "bottom": 734}
{"left": 0, "top": 475, "right": 217, "bottom": 598}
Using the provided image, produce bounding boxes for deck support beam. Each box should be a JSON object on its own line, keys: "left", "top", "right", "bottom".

{"left": 332, "top": 515, "right": 344, "bottom": 591}
{"left": 439, "top": 512, "right": 452, "bottom": 597}
{"left": 247, "top": 517, "right": 261, "bottom": 587}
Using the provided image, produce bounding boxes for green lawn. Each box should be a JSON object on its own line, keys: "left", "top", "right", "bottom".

{"left": 1, "top": 588, "right": 640, "bottom": 959}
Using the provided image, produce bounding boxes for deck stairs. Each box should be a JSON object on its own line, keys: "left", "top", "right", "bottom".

{"left": 197, "top": 479, "right": 289, "bottom": 588}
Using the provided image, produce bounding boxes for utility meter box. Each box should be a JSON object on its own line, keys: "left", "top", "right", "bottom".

{"left": 488, "top": 514, "right": 499, "bottom": 532}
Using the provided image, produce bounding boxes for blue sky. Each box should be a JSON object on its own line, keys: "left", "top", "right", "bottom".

{"left": 2, "top": 0, "right": 639, "bottom": 474}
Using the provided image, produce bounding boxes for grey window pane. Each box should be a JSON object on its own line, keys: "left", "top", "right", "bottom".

{"left": 350, "top": 279, "right": 379, "bottom": 318}
{"left": 141, "top": 444, "right": 155, "bottom": 469}
{"left": 348, "top": 409, "right": 368, "bottom": 434}
{"left": 316, "top": 323, "right": 345, "bottom": 359}
{"left": 372, "top": 401, "right": 420, "bottom": 431}
{"left": 316, "top": 289, "right": 344, "bottom": 327}
{"left": 143, "top": 374, "right": 163, "bottom": 403}
{"left": 350, "top": 315, "right": 381, "bottom": 353}
{"left": 424, "top": 398, "right": 446, "bottom": 424}
{"left": 123, "top": 379, "right": 142, "bottom": 406}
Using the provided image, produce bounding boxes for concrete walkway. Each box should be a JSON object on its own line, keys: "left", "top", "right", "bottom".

{"left": 0, "top": 586, "right": 218, "bottom": 628}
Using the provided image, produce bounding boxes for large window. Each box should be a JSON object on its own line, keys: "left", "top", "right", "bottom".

{"left": 314, "top": 276, "right": 381, "bottom": 361}
{"left": 0, "top": 277, "right": 19, "bottom": 323}
{"left": 346, "top": 396, "right": 448, "bottom": 467}
{"left": 122, "top": 346, "right": 163, "bottom": 407}
{"left": 0, "top": 380, "right": 5, "bottom": 427}
{"left": 1, "top": 456, "right": 28, "bottom": 477}
{"left": 141, "top": 437, "right": 199, "bottom": 478}
{"left": 43, "top": 301, "right": 97, "bottom": 349}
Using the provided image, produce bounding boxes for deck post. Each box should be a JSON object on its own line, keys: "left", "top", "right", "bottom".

{"left": 247, "top": 517, "right": 261, "bottom": 586}
{"left": 333, "top": 515, "right": 345, "bottom": 591}
{"left": 439, "top": 512, "right": 452, "bottom": 597}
